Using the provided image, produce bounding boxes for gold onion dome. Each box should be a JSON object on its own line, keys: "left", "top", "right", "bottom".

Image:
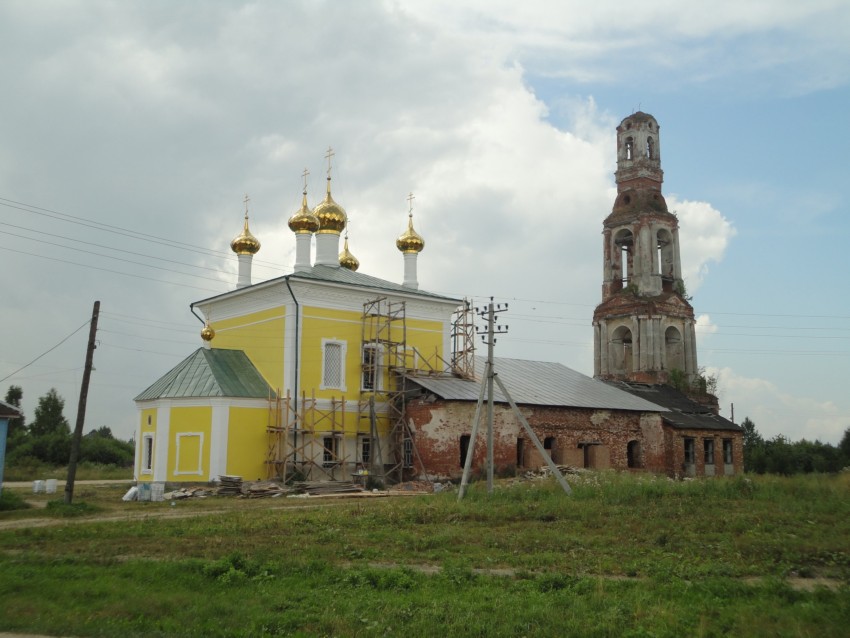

{"left": 339, "top": 235, "right": 359, "bottom": 271}
{"left": 230, "top": 214, "right": 261, "bottom": 255}
{"left": 288, "top": 190, "right": 320, "bottom": 234}
{"left": 396, "top": 213, "right": 425, "bottom": 253}
{"left": 200, "top": 323, "right": 215, "bottom": 342}
{"left": 312, "top": 177, "right": 347, "bottom": 234}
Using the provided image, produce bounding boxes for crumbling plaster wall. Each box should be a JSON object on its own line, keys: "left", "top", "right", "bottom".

{"left": 405, "top": 398, "right": 667, "bottom": 479}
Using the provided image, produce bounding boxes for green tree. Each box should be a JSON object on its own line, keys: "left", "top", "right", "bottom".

{"left": 29, "top": 388, "right": 70, "bottom": 437}
{"left": 4, "top": 385, "right": 26, "bottom": 443}
{"left": 741, "top": 417, "right": 762, "bottom": 449}
{"left": 839, "top": 427, "right": 850, "bottom": 465}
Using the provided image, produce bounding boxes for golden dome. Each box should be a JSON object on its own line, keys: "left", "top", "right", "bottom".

{"left": 339, "top": 235, "right": 359, "bottom": 271}
{"left": 313, "top": 177, "right": 347, "bottom": 234}
{"left": 230, "top": 213, "right": 261, "bottom": 255}
{"left": 200, "top": 323, "right": 215, "bottom": 342}
{"left": 288, "top": 190, "right": 320, "bottom": 234}
{"left": 396, "top": 213, "right": 425, "bottom": 253}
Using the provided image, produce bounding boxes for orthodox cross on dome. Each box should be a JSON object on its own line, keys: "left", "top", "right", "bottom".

{"left": 407, "top": 192, "right": 415, "bottom": 217}
{"left": 243, "top": 193, "right": 250, "bottom": 218}
{"left": 301, "top": 168, "right": 309, "bottom": 193}
{"left": 325, "top": 146, "right": 335, "bottom": 179}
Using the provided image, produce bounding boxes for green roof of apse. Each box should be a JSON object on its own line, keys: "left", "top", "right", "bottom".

{"left": 135, "top": 348, "right": 275, "bottom": 401}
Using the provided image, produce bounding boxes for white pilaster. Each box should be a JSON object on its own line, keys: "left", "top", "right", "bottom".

{"left": 209, "top": 401, "right": 229, "bottom": 480}
{"left": 153, "top": 404, "right": 170, "bottom": 483}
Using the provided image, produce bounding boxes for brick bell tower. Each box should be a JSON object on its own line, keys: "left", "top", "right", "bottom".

{"left": 593, "top": 112, "right": 698, "bottom": 384}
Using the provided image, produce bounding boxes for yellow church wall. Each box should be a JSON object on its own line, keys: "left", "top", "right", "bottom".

{"left": 167, "top": 406, "right": 212, "bottom": 482}
{"left": 300, "top": 306, "right": 362, "bottom": 401}
{"left": 227, "top": 406, "right": 269, "bottom": 481}
{"left": 211, "top": 307, "right": 285, "bottom": 390}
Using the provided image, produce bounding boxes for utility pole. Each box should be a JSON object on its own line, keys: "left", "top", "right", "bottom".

{"left": 458, "top": 298, "right": 572, "bottom": 500}
{"left": 65, "top": 300, "right": 100, "bottom": 504}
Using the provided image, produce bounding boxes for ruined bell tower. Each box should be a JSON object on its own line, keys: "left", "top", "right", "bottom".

{"left": 593, "top": 112, "right": 698, "bottom": 384}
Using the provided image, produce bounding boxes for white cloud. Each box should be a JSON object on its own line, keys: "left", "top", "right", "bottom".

{"left": 708, "top": 366, "right": 849, "bottom": 444}
{"left": 669, "top": 197, "right": 736, "bottom": 293}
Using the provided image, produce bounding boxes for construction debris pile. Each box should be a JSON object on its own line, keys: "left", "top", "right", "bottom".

{"left": 521, "top": 465, "right": 587, "bottom": 480}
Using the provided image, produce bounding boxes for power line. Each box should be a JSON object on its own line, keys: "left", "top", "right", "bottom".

{"left": 0, "top": 318, "right": 91, "bottom": 383}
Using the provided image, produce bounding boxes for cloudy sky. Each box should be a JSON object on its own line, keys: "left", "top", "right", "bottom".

{"left": 1, "top": 0, "right": 848, "bottom": 445}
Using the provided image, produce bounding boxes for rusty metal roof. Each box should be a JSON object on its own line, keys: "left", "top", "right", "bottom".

{"left": 406, "top": 357, "right": 667, "bottom": 412}
{"left": 135, "top": 348, "right": 275, "bottom": 401}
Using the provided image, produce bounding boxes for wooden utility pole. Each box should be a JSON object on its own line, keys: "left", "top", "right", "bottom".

{"left": 65, "top": 300, "right": 100, "bottom": 504}
{"left": 458, "top": 298, "right": 571, "bottom": 500}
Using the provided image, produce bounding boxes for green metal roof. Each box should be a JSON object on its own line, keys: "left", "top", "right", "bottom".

{"left": 135, "top": 348, "right": 275, "bottom": 402}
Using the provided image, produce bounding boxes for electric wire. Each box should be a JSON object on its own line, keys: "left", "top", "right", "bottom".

{"left": 0, "top": 319, "right": 91, "bottom": 383}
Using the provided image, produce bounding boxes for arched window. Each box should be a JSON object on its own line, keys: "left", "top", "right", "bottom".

{"left": 610, "top": 325, "right": 633, "bottom": 374}
{"left": 613, "top": 229, "right": 634, "bottom": 285}
{"left": 625, "top": 137, "right": 634, "bottom": 160}
{"left": 665, "top": 326, "right": 684, "bottom": 372}
{"left": 646, "top": 136, "right": 654, "bottom": 159}
{"left": 656, "top": 228, "right": 674, "bottom": 284}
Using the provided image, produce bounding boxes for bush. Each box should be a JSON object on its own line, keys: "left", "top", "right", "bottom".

{"left": 79, "top": 436, "right": 134, "bottom": 466}
{"left": 0, "top": 490, "right": 32, "bottom": 512}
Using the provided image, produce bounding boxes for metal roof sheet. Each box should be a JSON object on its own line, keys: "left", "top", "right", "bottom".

{"left": 407, "top": 357, "right": 668, "bottom": 412}
{"left": 0, "top": 400, "right": 22, "bottom": 419}
{"left": 606, "top": 381, "right": 742, "bottom": 432}
{"left": 135, "top": 348, "right": 275, "bottom": 401}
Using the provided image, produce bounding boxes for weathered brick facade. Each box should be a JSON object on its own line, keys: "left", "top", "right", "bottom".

{"left": 405, "top": 394, "right": 743, "bottom": 480}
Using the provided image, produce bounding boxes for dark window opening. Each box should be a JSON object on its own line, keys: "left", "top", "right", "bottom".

{"left": 625, "top": 137, "right": 634, "bottom": 160}
{"left": 143, "top": 435, "right": 153, "bottom": 471}
{"left": 704, "top": 439, "right": 715, "bottom": 465}
{"left": 723, "top": 439, "right": 733, "bottom": 465}
{"left": 516, "top": 438, "right": 525, "bottom": 467}
{"left": 646, "top": 136, "right": 654, "bottom": 159}
{"left": 627, "top": 440, "right": 641, "bottom": 468}
{"left": 362, "top": 345, "right": 377, "bottom": 390}
{"left": 460, "top": 434, "right": 471, "bottom": 468}
{"left": 323, "top": 436, "right": 339, "bottom": 467}
{"left": 403, "top": 437, "right": 413, "bottom": 468}
{"left": 684, "top": 438, "right": 695, "bottom": 464}
{"left": 360, "top": 436, "right": 371, "bottom": 464}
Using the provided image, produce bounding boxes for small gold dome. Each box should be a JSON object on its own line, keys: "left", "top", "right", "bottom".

{"left": 396, "top": 213, "right": 425, "bottom": 253}
{"left": 200, "top": 323, "right": 215, "bottom": 342}
{"left": 313, "top": 177, "right": 347, "bottom": 234}
{"left": 288, "top": 190, "right": 320, "bottom": 234}
{"left": 339, "top": 235, "right": 359, "bottom": 271}
{"left": 230, "top": 214, "right": 261, "bottom": 255}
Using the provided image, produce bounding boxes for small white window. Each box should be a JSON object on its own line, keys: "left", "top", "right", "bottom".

{"left": 321, "top": 339, "right": 346, "bottom": 390}
{"left": 323, "top": 436, "right": 340, "bottom": 467}
{"left": 142, "top": 433, "right": 154, "bottom": 473}
{"left": 359, "top": 436, "right": 372, "bottom": 464}
{"left": 362, "top": 344, "right": 379, "bottom": 391}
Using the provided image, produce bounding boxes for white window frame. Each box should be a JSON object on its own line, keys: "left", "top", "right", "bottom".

{"left": 141, "top": 433, "right": 154, "bottom": 474}
{"left": 321, "top": 339, "right": 347, "bottom": 391}
{"left": 359, "top": 435, "right": 372, "bottom": 465}
{"left": 361, "top": 343, "right": 382, "bottom": 391}
{"left": 322, "top": 435, "right": 341, "bottom": 467}
{"left": 174, "top": 432, "right": 204, "bottom": 476}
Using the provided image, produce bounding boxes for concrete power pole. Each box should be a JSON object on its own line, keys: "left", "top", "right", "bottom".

{"left": 65, "top": 300, "right": 100, "bottom": 505}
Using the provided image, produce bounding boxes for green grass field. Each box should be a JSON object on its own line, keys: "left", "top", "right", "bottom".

{"left": 1, "top": 472, "right": 848, "bottom": 637}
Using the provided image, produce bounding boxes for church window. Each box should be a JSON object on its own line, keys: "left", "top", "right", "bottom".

{"left": 460, "top": 434, "right": 471, "bottom": 468}
{"left": 361, "top": 344, "right": 380, "bottom": 391}
{"left": 359, "top": 436, "right": 371, "bottom": 464}
{"left": 613, "top": 228, "right": 634, "bottom": 285}
{"left": 322, "top": 436, "right": 340, "bottom": 467}
{"left": 656, "top": 229, "right": 674, "bottom": 280}
{"left": 723, "top": 439, "right": 733, "bottom": 465}
{"left": 704, "top": 439, "right": 715, "bottom": 465}
{"left": 321, "top": 339, "right": 346, "bottom": 390}
{"left": 684, "top": 438, "right": 695, "bottom": 464}
{"left": 646, "top": 136, "right": 654, "bottom": 159}
{"left": 625, "top": 136, "right": 634, "bottom": 160}
{"left": 516, "top": 437, "right": 525, "bottom": 467}
{"left": 142, "top": 433, "right": 154, "bottom": 473}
